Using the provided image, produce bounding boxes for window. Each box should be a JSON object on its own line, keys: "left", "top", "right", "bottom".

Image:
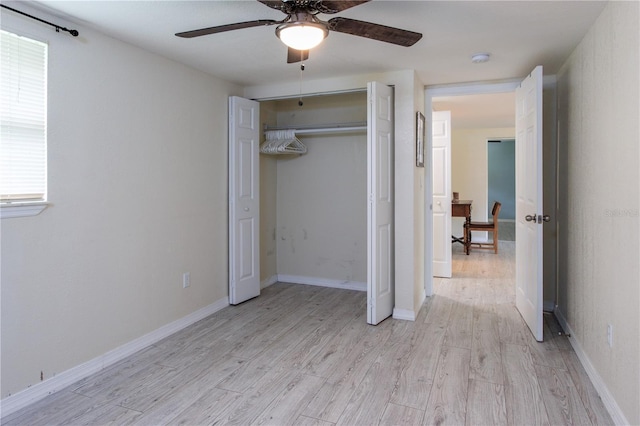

{"left": 1, "top": 30, "right": 48, "bottom": 218}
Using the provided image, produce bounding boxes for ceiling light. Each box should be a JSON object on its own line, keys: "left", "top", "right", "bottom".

{"left": 276, "top": 21, "right": 328, "bottom": 51}
{"left": 471, "top": 53, "right": 491, "bottom": 63}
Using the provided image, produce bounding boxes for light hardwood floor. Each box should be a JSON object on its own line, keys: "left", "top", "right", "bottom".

{"left": 3, "top": 242, "right": 612, "bottom": 425}
{"left": 497, "top": 221, "right": 515, "bottom": 241}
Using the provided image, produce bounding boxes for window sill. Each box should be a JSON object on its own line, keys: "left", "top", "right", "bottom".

{"left": 0, "top": 202, "right": 49, "bottom": 219}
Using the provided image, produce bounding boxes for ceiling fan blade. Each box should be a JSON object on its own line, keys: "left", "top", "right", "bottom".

{"left": 313, "top": 0, "right": 371, "bottom": 13}
{"left": 328, "top": 17, "right": 422, "bottom": 47}
{"left": 287, "top": 47, "right": 310, "bottom": 63}
{"left": 176, "top": 20, "right": 278, "bottom": 38}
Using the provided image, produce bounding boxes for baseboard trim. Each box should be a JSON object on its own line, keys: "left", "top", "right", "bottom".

{"left": 261, "top": 275, "right": 278, "bottom": 289}
{"left": 0, "top": 297, "right": 229, "bottom": 418}
{"left": 393, "top": 308, "right": 416, "bottom": 321}
{"left": 277, "top": 274, "right": 366, "bottom": 292}
{"left": 554, "top": 308, "right": 629, "bottom": 426}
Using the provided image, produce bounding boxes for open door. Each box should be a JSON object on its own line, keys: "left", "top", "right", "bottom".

{"left": 432, "top": 110, "right": 452, "bottom": 278}
{"left": 367, "top": 82, "right": 394, "bottom": 325}
{"left": 515, "top": 66, "right": 544, "bottom": 341}
{"left": 229, "top": 96, "right": 260, "bottom": 305}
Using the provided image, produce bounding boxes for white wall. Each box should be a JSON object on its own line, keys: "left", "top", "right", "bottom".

{"left": 0, "top": 5, "right": 241, "bottom": 398}
{"left": 556, "top": 2, "right": 639, "bottom": 424}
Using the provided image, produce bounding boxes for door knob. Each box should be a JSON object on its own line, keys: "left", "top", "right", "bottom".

{"left": 525, "top": 214, "right": 536, "bottom": 222}
{"left": 243, "top": 207, "right": 249, "bottom": 212}
{"left": 542, "top": 214, "right": 551, "bottom": 222}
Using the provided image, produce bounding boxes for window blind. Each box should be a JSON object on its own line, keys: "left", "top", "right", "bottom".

{"left": 1, "top": 30, "right": 47, "bottom": 202}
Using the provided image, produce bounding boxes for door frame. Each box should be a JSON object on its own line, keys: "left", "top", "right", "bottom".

{"left": 424, "top": 80, "right": 520, "bottom": 296}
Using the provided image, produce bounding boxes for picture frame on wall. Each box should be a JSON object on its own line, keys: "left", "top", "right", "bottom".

{"left": 416, "top": 111, "right": 425, "bottom": 167}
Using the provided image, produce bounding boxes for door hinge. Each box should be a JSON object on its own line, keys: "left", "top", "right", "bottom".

{"left": 537, "top": 214, "right": 551, "bottom": 224}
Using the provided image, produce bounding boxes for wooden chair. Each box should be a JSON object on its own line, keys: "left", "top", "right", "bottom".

{"left": 465, "top": 201, "right": 501, "bottom": 254}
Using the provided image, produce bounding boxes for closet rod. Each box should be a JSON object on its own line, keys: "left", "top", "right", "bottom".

{"left": 264, "top": 122, "right": 367, "bottom": 135}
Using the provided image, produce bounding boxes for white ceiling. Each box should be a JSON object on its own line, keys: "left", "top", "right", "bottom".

{"left": 433, "top": 92, "right": 516, "bottom": 129}
{"left": 29, "top": 0, "right": 606, "bottom": 87}
{"left": 17, "top": 0, "right": 606, "bottom": 125}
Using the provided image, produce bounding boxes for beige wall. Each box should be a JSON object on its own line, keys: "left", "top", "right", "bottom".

{"left": 259, "top": 104, "right": 278, "bottom": 284}
{"left": 556, "top": 1, "right": 639, "bottom": 424}
{"left": 394, "top": 71, "right": 427, "bottom": 318}
{"left": 413, "top": 73, "right": 426, "bottom": 313}
{"left": 451, "top": 127, "right": 515, "bottom": 237}
{"left": 0, "top": 7, "right": 241, "bottom": 397}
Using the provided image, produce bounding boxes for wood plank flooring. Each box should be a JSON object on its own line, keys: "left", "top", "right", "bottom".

{"left": 498, "top": 221, "right": 515, "bottom": 241}
{"left": 3, "top": 241, "right": 613, "bottom": 425}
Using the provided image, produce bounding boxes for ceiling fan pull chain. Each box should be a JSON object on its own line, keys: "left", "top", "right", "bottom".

{"left": 298, "top": 61, "right": 305, "bottom": 107}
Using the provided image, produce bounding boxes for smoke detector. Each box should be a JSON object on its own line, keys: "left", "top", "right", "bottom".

{"left": 471, "top": 53, "right": 491, "bottom": 63}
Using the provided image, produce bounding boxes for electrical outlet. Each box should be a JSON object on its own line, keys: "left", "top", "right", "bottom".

{"left": 183, "top": 272, "right": 191, "bottom": 288}
{"left": 607, "top": 324, "right": 613, "bottom": 347}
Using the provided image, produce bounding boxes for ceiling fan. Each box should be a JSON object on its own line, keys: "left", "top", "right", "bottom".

{"left": 175, "top": 0, "right": 422, "bottom": 63}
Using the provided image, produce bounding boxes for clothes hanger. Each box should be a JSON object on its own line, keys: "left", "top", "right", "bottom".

{"left": 260, "top": 129, "right": 307, "bottom": 155}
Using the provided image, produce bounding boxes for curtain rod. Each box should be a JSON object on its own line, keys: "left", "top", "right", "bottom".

{"left": 1, "top": 4, "right": 79, "bottom": 37}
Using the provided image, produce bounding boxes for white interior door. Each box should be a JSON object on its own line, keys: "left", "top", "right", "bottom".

{"left": 367, "top": 81, "right": 394, "bottom": 325}
{"left": 432, "top": 111, "right": 452, "bottom": 278}
{"left": 229, "top": 96, "right": 260, "bottom": 305}
{"left": 515, "top": 66, "right": 544, "bottom": 341}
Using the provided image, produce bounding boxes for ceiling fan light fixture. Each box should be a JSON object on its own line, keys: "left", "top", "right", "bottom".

{"left": 276, "top": 22, "right": 328, "bottom": 51}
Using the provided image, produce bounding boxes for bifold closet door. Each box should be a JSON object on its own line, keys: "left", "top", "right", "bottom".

{"left": 367, "top": 82, "right": 394, "bottom": 325}
{"left": 229, "top": 96, "right": 260, "bottom": 305}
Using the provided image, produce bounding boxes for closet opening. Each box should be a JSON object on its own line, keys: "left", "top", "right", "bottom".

{"left": 259, "top": 91, "right": 369, "bottom": 295}
{"left": 230, "top": 83, "right": 395, "bottom": 324}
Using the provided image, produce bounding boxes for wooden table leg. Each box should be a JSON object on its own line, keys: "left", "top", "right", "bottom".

{"left": 465, "top": 216, "right": 471, "bottom": 255}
